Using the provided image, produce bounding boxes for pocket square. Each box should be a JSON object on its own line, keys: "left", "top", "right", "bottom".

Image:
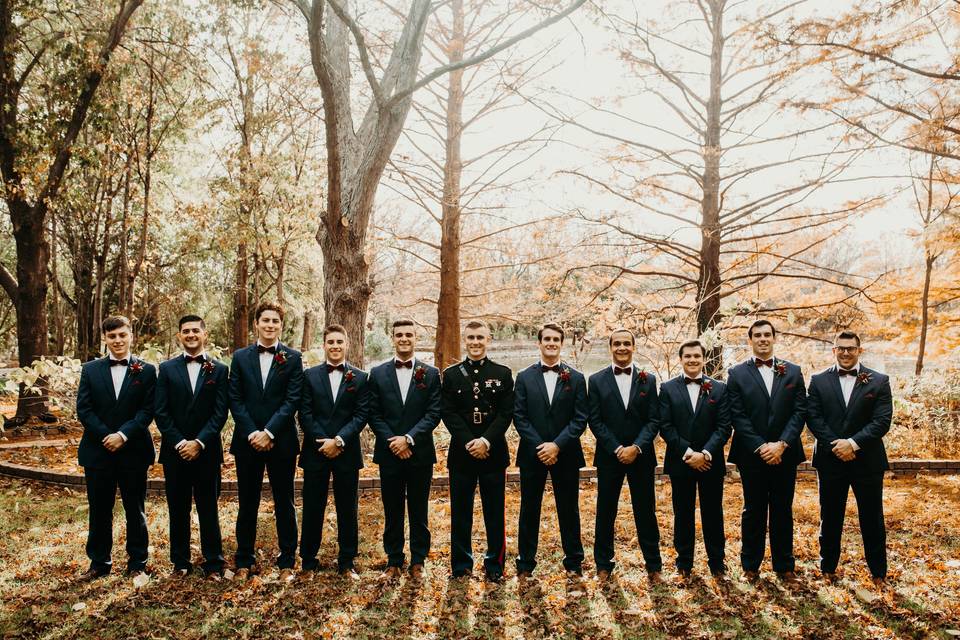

{"left": 785, "top": 383, "right": 795, "bottom": 389}
{"left": 708, "top": 398, "right": 717, "bottom": 404}
{"left": 347, "top": 386, "right": 356, "bottom": 393}
{"left": 205, "top": 379, "right": 216, "bottom": 386}
{"left": 416, "top": 383, "right": 427, "bottom": 390}
{"left": 865, "top": 392, "right": 876, "bottom": 399}
{"left": 639, "top": 391, "right": 647, "bottom": 397}
{"left": 563, "top": 385, "right": 571, "bottom": 392}
{"left": 133, "top": 380, "right": 142, "bottom": 386}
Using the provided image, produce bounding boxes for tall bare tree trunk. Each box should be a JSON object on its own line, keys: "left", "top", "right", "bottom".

{"left": 915, "top": 251, "right": 936, "bottom": 376}
{"left": 300, "top": 309, "right": 315, "bottom": 351}
{"left": 232, "top": 241, "right": 249, "bottom": 349}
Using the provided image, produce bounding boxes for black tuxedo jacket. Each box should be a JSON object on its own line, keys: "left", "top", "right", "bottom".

{"left": 727, "top": 358, "right": 806, "bottom": 469}
{"left": 228, "top": 343, "right": 303, "bottom": 460}
{"left": 587, "top": 366, "right": 659, "bottom": 469}
{"left": 77, "top": 356, "right": 156, "bottom": 470}
{"left": 368, "top": 359, "right": 440, "bottom": 468}
{"left": 513, "top": 362, "right": 587, "bottom": 470}
{"left": 154, "top": 355, "right": 229, "bottom": 466}
{"left": 806, "top": 365, "right": 892, "bottom": 476}
{"left": 298, "top": 363, "right": 369, "bottom": 471}
{"left": 657, "top": 375, "right": 732, "bottom": 476}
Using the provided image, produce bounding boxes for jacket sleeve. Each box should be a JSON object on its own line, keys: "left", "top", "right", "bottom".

{"left": 805, "top": 376, "right": 841, "bottom": 443}
{"left": 117, "top": 366, "right": 156, "bottom": 442}
{"left": 367, "top": 369, "right": 395, "bottom": 442}
{"left": 554, "top": 374, "right": 589, "bottom": 450}
{"left": 482, "top": 371, "right": 514, "bottom": 442}
{"left": 588, "top": 377, "right": 622, "bottom": 456}
{"left": 776, "top": 368, "right": 807, "bottom": 445}
{"left": 76, "top": 365, "right": 111, "bottom": 442}
{"left": 336, "top": 374, "right": 370, "bottom": 443}
{"left": 229, "top": 354, "right": 258, "bottom": 439}
{"left": 634, "top": 377, "right": 659, "bottom": 451}
{"left": 727, "top": 371, "right": 767, "bottom": 453}
{"left": 298, "top": 372, "right": 323, "bottom": 442}
{"left": 263, "top": 353, "right": 304, "bottom": 438}
{"left": 512, "top": 372, "right": 545, "bottom": 448}
{"left": 848, "top": 376, "right": 893, "bottom": 448}
{"left": 656, "top": 384, "right": 690, "bottom": 454}
{"left": 441, "top": 371, "right": 475, "bottom": 443}
{"left": 702, "top": 386, "right": 733, "bottom": 458}
{"left": 153, "top": 365, "right": 185, "bottom": 444}
{"left": 406, "top": 370, "right": 441, "bottom": 441}
{"left": 196, "top": 365, "right": 229, "bottom": 449}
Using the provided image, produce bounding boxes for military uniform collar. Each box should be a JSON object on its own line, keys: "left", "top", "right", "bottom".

{"left": 465, "top": 357, "right": 488, "bottom": 368}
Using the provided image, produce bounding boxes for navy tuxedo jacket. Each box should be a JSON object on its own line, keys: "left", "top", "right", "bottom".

{"left": 727, "top": 358, "right": 807, "bottom": 469}
{"left": 228, "top": 343, "right": 303, "bottom": 460}
{"left": 513, "top": 362, "right": 587, "bottom": 470}
{"left": 368, "top": 359, "right": 440, "bottom": 468}
{"left": 298, "top": 363, "right": 369, "bottom": 471}
{"left": 154, "top": 356, "right": 229, "bottom": 466}
{"left": 587, "top": 366, "right": 659, "bottom": 469}
{"left": 76, "top": 356, "right": 156, "bottom": 470}
{"left": 806, "top": 365, "right": 892, "bottom": 476}
{"left": 657, "top": 375, "right": 732, "bottom": 476}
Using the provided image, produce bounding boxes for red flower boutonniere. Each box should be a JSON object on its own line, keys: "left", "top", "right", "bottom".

{"left": 344, "top": 370, "right": 355, "bottom": 383}
{"left": 559, "top": 367, "right": 571, "bottom": 383}
{"left": 205, "top": 379, "right": 216, "bottom": 386}
{"left": 201, "top": 360, "right": 216, "bottom": 375}
{"left": 774, "top": 361, "right": 787, "bottom": 377}
{"left": 856, "top": 371, "right": 871, "bottom": 386}
{"left": 700, "top": 380, "right": 713, "bottom": 396}
{"left": 129, "top": 361, "right": 144, "bottom": 375}
{"left": 638, "top": 370, "right": 648, "bottom": 384}
{"left": 414, "top": 365, "right": 427, "bottom": 389}
{"left": 273, "top": 350, "right": 287, "bottom": 366}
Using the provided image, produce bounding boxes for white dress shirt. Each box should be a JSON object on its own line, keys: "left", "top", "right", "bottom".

{"left": 612, "top": 364, "right": 632, "bottom": 409}
{"left": 109, "top": 354, "right": 130, "bottom": 400}
{"left": 396, "top": 359, "right": 414, "bottom": 404}
{"left": 257, "top": 341, "right": 278, "bottom": 388}
{"left": 542, "top": 362, "right": 559, "bottom": 404}
{"left": 757, "top": 360, "right": 774, "bottom": 395}
{"left": 683, "top": 374, "right": 711, "bottom": 461}
{"left": 328, "top": 364, "right": 344, "bottom": 402}
{"left": 178, "top": 352, "right": 207, "bottom": 450}
{"left": 838, "top": 363, "right": 861, "bottom": 451}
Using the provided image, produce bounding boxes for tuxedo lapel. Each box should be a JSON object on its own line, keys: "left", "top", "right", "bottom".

{"left": 627, "top": 367, "right": 643, "bottom": 409}
{"left": 263, "top": 343, "right": 284, "bottom": 393}
{"left": 845, "top": 368, "right": 869, "bottom": 416}
{"left": 173, "top": 356, "right": 192, "bottom": 397}
{"left": 549, "top": 369, "right": 565, "bottom": 409}
{"left": 745, "top": 360, "right": 770, "bottom": 400}
{"left": 96, "top": 358, "right": 116, "bottom": 406}
{"left": 533, "top": 365, "right": 551, "bottom": 411}
{"left": 331, "top": 365, "right": 351, "bottom": 411}
{"left": 115, "top": 358, "right": 136, "bottom": 404}
{"left": 826, "top": 366, "right": 847, "bottom": 411}
{"left": 693, "top": 377, "right": 707, "bottom": 420}
{"left": 602, "top": 368, "right": 626, "bottom": 411}
{"left": 314, "top": 367, "right": 334, "bottom": 407}
{"left": 769, "top": 360, "right": 784, "bottom": 399}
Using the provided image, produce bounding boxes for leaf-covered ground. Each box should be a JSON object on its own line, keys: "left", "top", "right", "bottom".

{"left": 0, "top": 473, "right": 958, "bottom": 639}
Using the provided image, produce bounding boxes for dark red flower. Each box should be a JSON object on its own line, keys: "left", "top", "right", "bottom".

{"left": 344, "top": 370, "right": 355, "bottom": 383}
{"left": 129, "top": 361, "right": 143, "bottom": 375}
{"left": 559, "top": 367, "right": 571, "bottom": 383}
{"left": 638, "top": 370, "right": 648, "bottom": 384}
{"left": 273, "top": 351, "right": 288, "bottom": 366}
{"left": 700, "top": 380, "right": 713, "bottom": 395}
{"left": 414, "top": 366, "right": 426, "bottom": 382}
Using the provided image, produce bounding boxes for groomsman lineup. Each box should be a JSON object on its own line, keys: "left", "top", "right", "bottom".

{"left": 75, "top": 306, "right": 893, "bottom": 588}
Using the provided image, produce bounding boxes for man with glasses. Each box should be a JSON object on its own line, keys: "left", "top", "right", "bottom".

{"left": 807, "top": 331, "right": 892, "bottom": 585}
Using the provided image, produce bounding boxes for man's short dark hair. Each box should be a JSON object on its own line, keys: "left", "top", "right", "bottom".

{"left": 537, "top": 322, "right": 565, "bottom": 342}
{"left": 101, "top": 315, "right": 131, "bottom": 334}
{"left": 392, "top": 318, "right": 416, "bottom": 331}
{"left": 608, "top": 327, "right": 635, "bottom": 346}
{"left": 748, "top": 319, "right": 776, "bottom": 339}
{"left": 323, "top": 323, "right": 348, "bottom": 339}
{"left": 678, "top": 339, "right": 706, "bottom": 358}
{"left": 178, "top": 314, "right": 205, "bottom": 330}
{"left": 835, "top": 330, "right": 861, "bottom": 346}
{"left": 255, "top": 301, "right": 285, "bottom": 322}
{"left": 464, "top": 320, "right": 489, "bottom": 332}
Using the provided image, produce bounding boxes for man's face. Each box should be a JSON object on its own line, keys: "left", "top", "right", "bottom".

{"left": 392, "top": 325, "right": 416, "bottom": 360}
{"left": 178, "top": 321, "right": 207, "bottom": 355}
{"left": 256, "top": 310, "right": 282, "bottom": 345}
{"left": 104, "top": 325, "right": 132, "bottom": 359}
{"left": 324, "top": 331, "right": 348, "bottom": 365}
{"left": 748, "top": 324, "right": 776, "bottom": 359}
{"left": 464, "top": 325, "right": 490, "bottom": 360}
{"left": 833, "top": 338, "right": 862, "bottom": 369}
{"left": 608, "top": 331, "right": 635, "bottom": 367}
{"left": 539, "top": 329, "right": 563, "bottom": 364}
{"left": 680, "top": 346, "right": 705, "bottom": 378}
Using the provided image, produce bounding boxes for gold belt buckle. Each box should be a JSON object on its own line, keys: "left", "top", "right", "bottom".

{"left": 472, "top": 411, "right": 483, "bottom": 424}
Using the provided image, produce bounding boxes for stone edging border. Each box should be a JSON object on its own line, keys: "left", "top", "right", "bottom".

{"left": 1, "top": 459, "right": 959, "bottom": 495}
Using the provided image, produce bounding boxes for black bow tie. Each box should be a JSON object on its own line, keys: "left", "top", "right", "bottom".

{"left": 541, "top": 364, "right": 560, "bottom": 373}
{"left": 257, "top": 344, "right": 277, "bottom": 354}
{"left": 684, "top": 376, "right": 703, "bottom": 385}
{"left": 395, "top": 360, "right": 413, "bottom": 369}
{"left": 614, "top": 366, "right": 631, "bottom": 376}
{"left": 838, "top": 368, "right": 857, "bottom": 377}
{"left": 184, "top": 354, "right": 204, "bottom": 364}
{"left": 110, "top": 359, "right": 128, "bottom": 367}
{"left": 755, "top": 358, "right": 773, "bottom": 368}
{"left": 326, "top": 363, "right": 345, "bottom": 373}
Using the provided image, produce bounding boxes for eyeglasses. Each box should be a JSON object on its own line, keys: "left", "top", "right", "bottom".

{"left": 833, "top": 346, "right": 859, "bottom": 354}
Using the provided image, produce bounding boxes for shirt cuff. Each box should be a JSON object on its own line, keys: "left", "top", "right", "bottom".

{"left": 702, "top": 450, "right": 712, "bottom": 462}
{"left": 196, "top": 439, "right": 205, "bottom": 450}
{"left": 264, "top": 429, "right": 275, "bottom": 440}
{"left": 405, "top": 434, "right": 414, "bottom": 446}
{"left": 479, "top": 437, "right": 490, "bottom": 449}
{"left": 176, "top": 439, "right": 187, "bottom": 449}
{"left": 847, "top": 438, "right": 860, "bottom": 451}
{"left": 117, "top": 431, "right": 128, "bottom": 443}
{"left": 683, "top": 447, "right": 695, "bottom": 460}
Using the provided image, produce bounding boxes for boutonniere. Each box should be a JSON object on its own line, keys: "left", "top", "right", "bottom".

{"left": 559, "top": 367, "right": 571, "bottom": 383}
{"left": 201, "top": 360, "right": 216, "bottom": 375}
{"left": 856, "top": 371, "right": 871, "bottom": 386}
{"left": 774, "top": 361, "right": 787, "bottom": 377}
{"left": 638, "top": 369, "right": 648, "bottom": 384}
{"left": 700, "top": 379, "right": 713, "bottom": 396}
{"left": 273, "top": 350, "right": 287, "bottom": 366}
{"left": 344, "top": 370, "right": 355, "bottom": 383}
{"left": 414, "top": 365, "right": 427, "bottom": 389}
{"left": 129, "top": 361, "right": 144, "bottom": 375}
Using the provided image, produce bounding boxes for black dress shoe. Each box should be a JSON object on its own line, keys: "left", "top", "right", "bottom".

{"left": 450, "top": 570, "right": 471, "bottom": 579}
{"left": 485, "top": 571, "right": 503, "bottom": 584}
{"left": 78, "top": 567, "right": 110, "bottom": 582}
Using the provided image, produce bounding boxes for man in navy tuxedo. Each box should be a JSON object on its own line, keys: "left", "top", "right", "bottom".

{"left": 727, "top": 320, "right": 807, "bottom": 582}
{"left": 367, "top": 318, "right": 440, "bottom": 581}
{"left": 658, "top": 339, "right": 732, "bottom": 581}
{"left": 229, "top": 302, "right": 303, "bottom": 581}
{"left": 299, "top": 323, "right": 369, "bottom": 578}
{"left": 76, "top": 315, "right": 156, "bottom": 581}
{"left": 513, "top": 323, "right": 588, "bottom": 578}
{"left": 441, "top": 320, "right": 514, "bottom": 582}
{"left": 154, "top": 314, "right": 229, "bottom": 579}
{"left": 588, "top": 328, "right": 662, "bottom": 582}
{"left": 807, "top": 330, "right": 892, "bottom": 584}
